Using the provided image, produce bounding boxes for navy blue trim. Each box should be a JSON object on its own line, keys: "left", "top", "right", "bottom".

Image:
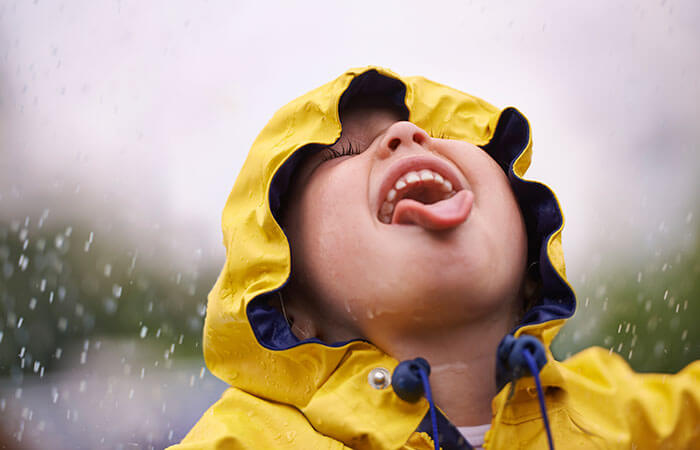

{"left": 481, "top": 108, "right": 576, "bottom": 335}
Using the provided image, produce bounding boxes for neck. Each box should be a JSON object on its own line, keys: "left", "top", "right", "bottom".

{"left": 380, "top": 313, "right": 513, "bottom": 426}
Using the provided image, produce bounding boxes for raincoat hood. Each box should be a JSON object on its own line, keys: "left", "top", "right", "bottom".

{"left": 204, "top": 66, "right": 576, "bottom": 446}
{"left": 174, "top": 67, "right": 700, "bottom": 450}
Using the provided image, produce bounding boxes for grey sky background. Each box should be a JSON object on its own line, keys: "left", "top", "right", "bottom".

{"left": 1, "top": 0, "right": 698, "bottom": 280}
{"left": 1, "top": 2, "right": 698, "bottom": 446}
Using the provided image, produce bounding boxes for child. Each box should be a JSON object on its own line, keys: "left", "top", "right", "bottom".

{"left": 170, "top": 67, "right": 699, "bottom": 449}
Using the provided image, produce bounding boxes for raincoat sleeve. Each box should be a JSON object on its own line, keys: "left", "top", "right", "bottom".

{"left": 167, "top": 387, "right": 348, "bottom": 450}
{"left": 563, "top": 347, "right": 700, "bottom": 448}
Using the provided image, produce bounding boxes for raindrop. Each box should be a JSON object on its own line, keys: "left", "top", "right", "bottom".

{"left": 55, "top": 348, "right": 63, "bottom": 359}
{"left": 112, "top": 284, "right": 123, "bottom": 298}
{"left": 103, "top": 297, "right": 117, "bottom": 314}
{"left": 28, "top": 297, "right": 37, "bottom": 310}
{"left": 57, "top": 317, "right": 68, "bottom": 332}
{"left": 18, "top": 254, "right": 29, "bottom": 271}
{"left": 49, "top": 291, "right": 54, "bottom": 303}
{"left": 103, "top": 263, "right": 112, "bottom": 277}
{"left": 51, "top": 387, "right": 59, "bottom": 404}
{"left": 54, "top": 234, "right": 65, "bottom": 249}
{"left": 286, "top": 431, "right": 297, "bottom": 442}
{"left": 199, "top": 367, "right": 205, "bottom": 378}
{"left": 0, "top": 331, "right": 3, "bottom": 343}
{"left": 40, "top": 279, "right": 47, "bottom": 292}
{"left": 18, "top": 347, "right": 26, "bottom": 358}
{"left": 197, "top": 303, "right": 206, "bottom": 317}
{"left": 80, "top": 351, "right": 87, "bottom": 364}
{"left": 139, "top": 326, "right": 148, "bottom": 338}
{"left": 17, "top": 317, "right": 23, "bottom": 328}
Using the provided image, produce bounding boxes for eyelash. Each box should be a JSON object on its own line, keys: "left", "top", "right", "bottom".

{"left": 321, "top": 142, "right": 363, "bottom": 162}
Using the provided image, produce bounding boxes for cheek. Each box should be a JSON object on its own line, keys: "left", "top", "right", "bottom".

{"left": 294, "top": 171, "right": 368, "bottom": 295}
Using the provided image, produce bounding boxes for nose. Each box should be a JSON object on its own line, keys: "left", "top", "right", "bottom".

{"left": 377, "top": 121, "right": 430, "bottom": 159}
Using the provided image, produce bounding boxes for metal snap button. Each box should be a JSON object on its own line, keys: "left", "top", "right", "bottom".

{"left": 368, "top": 367, "right": 391, "bottom": 390}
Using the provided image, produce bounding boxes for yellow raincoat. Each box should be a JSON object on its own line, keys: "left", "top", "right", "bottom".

{"left": 170, "top": 67, "right": 700, "bottom": 449}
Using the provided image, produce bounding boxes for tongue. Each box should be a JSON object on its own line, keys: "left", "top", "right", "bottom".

{"left": 391, "top": 190, "right": 473, "bottom": 230}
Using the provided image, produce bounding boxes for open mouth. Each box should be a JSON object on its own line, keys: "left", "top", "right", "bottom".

{"left": 377, "top": 157, "right": 473, "bottom": 230}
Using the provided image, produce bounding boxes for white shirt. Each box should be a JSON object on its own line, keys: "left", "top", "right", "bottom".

{"left": 457, "top": 424, "right": 490, "bottom": 450}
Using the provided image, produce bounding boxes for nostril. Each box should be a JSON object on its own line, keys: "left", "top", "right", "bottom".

{"left": 412, "top": 132, "right": 425, "bottom": 145}
{"left": 388, "top": 138, "right": 401, "bottom": 151}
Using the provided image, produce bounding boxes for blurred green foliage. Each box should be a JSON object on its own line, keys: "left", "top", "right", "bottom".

{"left": 1, "top": 211, "right": 698, "bottom": 380}
{"left": 553, "top": 223, "right": 700, "bottom": 373}
{"left": 0, "top": 215, "right": 219, "bottom": 378}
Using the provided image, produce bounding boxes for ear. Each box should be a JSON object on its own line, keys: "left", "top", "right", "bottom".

{"left": 289, "top": 311, "right": 319, "bottom": 341}
{"left": 279, "top": 288, "right": 320, "bottom": 340}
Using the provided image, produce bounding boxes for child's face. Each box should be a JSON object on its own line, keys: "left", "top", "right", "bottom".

{"left": 283, "top": 103, "right": 527, "bottom": 346}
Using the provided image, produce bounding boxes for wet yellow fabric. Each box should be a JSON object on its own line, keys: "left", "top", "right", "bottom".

{"left": 169, "top": 66, "right": 700, "bottom": 449}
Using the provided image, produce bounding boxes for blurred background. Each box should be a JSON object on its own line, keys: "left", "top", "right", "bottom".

{"left": 0, "top": 0, "right": 698, "bottom": 448}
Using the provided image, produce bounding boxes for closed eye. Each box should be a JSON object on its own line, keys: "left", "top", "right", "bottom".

{"left": 321, "top": 141, "right": 363, "bottom": 162}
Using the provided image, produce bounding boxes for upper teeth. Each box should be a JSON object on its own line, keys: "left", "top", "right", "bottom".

{"left": 379, "top": 169, "right": 457, "bottom": 224}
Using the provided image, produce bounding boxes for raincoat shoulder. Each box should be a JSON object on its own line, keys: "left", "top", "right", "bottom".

{"left": 173, "top": 386, "right": 350, "bottom": 449}
{"left": 560, "top": 347, "right": 700, "bottom": 448}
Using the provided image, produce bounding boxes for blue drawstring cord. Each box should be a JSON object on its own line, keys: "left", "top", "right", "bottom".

{"left": 522, "top": 349, "right": 554, "bottom": 450}
{"left": 392, "top": 358, "right": 440, "bottom": 449}
{"left": 417, "top": 366, "right": 439, "bottom": 450}
{"left": 497, "top": 334, "right": 555, "bottom": 450}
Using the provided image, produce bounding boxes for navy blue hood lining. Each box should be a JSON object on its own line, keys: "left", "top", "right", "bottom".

{"left": 246, "top": 70, "right": 576, "bottom": 354}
